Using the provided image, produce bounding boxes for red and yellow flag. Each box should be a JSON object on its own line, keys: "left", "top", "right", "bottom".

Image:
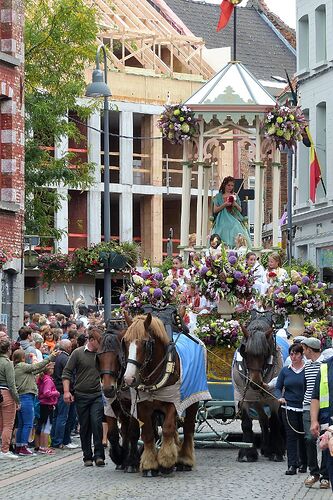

{"left": 306, "top": 127, "right": 322, "bottom": 203}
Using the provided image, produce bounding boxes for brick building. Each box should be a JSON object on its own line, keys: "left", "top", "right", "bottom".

{"left": 0, "top": 0, "right": 24, "bottom": 336}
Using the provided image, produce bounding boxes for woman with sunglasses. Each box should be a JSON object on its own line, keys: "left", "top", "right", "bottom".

{"left": 276, "top": 343, "right": 307, "bottom": 475}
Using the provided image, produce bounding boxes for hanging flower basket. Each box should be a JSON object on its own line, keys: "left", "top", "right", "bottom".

{"left": 157, "top": 104, "right": 199, "bottom": 145}
{"left": 262, "top": 104, "right": 307, "bottom": 149}
{"left": 38, "top": 253, "right": 75, "bottom": 289}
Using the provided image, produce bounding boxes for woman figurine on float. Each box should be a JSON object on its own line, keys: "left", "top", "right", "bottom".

{"left": 213, "top": 176, "right": 251, "bottom": 249}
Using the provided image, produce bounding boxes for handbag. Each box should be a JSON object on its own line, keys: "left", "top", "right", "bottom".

{"left": 0, "top": 389, "right": 3, "bottom": 404}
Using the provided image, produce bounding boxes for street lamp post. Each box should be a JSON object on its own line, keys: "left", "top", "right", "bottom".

{"left": 86, "top": 44, "right": 112, "bottom": 323}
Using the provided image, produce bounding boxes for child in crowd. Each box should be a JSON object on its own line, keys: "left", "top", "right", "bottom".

{"left": 35, "top": 364, "right": 60, "bottom": 455}
{"left": 13, "top": 349, "right": 58, "bottom": 456}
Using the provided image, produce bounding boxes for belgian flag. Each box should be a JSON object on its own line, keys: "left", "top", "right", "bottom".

{"left": 306, "top": 127, "right": 322, "bottom": 203}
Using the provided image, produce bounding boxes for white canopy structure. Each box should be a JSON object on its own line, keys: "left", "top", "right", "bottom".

{"left": 180, "top": 61, "right": 281, "bottom": 253}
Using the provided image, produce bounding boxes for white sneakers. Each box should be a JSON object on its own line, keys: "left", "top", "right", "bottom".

{"left": 64, "top": 443, "right": 79, "bottom": 449}
{"left": 0, "top": 451, "right": 19, "bottom": 459}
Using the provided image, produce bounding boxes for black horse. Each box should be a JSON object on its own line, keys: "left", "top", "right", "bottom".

{"left": 232, "top": 311, "right": 285, "bottom": 462}
{"left": 96, "top": 322, "right": 140, "bottom": 472}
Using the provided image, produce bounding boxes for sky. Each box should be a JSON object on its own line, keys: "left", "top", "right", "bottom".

{"left": 192, "top": 0, "right": 296, "bottom": 29}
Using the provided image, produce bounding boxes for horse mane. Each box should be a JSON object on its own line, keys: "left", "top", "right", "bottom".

{"left": 100, "top": 325, "right": 123, "bottom": 353}
{"left": 124, "top": 314, "right": 170, "bottom": 345}
{"left": 245, "top": 318, "right": 274, "bottom": 358}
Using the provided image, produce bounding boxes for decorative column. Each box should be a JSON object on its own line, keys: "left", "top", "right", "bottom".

{"left": 119, "top": 111, "right": 133, "bottom": 242}
{"left": 253, "top": 115, "right": 263, "bottom": 250}
{"left": 54, "top": 117, "right": 68, "bottom": 253}
{"left": 87, "top": 109, "right": 101, "bottom": 245}
{"left": 179, "top": 140, "right": 192, "bottom": 252}
{"left": 272, "top": 147, "right": 282, "bottom": 249}
{"left": 195, "top": 119, "right": 204, "bottom": 247}
{"left": 201, "top": 163, "right": 211, "bottom": 249}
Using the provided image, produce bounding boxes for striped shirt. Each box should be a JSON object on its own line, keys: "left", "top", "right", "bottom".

{"left": 303, "top": 357, "right": 323, "bottom": 409}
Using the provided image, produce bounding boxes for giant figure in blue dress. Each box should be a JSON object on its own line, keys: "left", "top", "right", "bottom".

{"left": 213, "top": 176, "right": 251, "bottom": 249}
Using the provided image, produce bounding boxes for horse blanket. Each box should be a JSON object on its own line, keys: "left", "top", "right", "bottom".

{"left": 134, "top": 333, "right": 211, "bottom": 416}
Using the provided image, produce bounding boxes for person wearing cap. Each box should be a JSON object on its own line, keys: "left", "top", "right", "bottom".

{"left": 310, "top": 353, "right": 333, "bottom": 491}
{"left": 32, "top": 333, "right": 44, "bottom": 362}
{"left": 301, "top": 337, "right": 329, "bottom": 489}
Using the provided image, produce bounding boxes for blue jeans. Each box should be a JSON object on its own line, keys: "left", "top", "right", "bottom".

{"left": 16, "top": 394, "right": 35, "bottom": 446}
{"left": 51, "top": 395, "right": 75, "bottom": 447}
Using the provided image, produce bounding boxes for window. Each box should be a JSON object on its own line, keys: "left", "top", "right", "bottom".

{"left": 298, "top": 15, "right": 309, "bottom": 70}
{"left": 316, "top": 101, "right": 326, "bottom": 198}
{"left": 315, "top": 5, "right": 327, "bottom": 63}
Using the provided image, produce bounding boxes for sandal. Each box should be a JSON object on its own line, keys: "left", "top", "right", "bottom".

{"left": 38, "top": 447, "right": 56, "bottom": 455}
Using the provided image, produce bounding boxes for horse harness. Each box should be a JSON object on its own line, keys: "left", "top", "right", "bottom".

{"left": 126, "top": 334, "right": 177, "bottom": 393}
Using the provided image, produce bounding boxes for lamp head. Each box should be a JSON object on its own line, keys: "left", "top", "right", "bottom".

{"left": 85, "top": 68, "right": 112, "bottom": 97}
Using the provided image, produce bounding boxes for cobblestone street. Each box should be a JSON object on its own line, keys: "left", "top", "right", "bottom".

{"left": 0, "top": 431, "right": 331, "bottom": 500}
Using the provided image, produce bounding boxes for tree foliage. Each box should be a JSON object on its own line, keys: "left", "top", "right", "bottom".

{"left": 25, "top": 0, "right": 100, "bottom": 240}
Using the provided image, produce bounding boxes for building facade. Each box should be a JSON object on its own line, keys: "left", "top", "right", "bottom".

{"left": 25, "top": 0, "right": 297, "bottom": 307}
{"left": 0, "top": 0, "right": 25, "bottom": 336}
{"left": 294, "top": 0, "right": 333, "bottom": 284}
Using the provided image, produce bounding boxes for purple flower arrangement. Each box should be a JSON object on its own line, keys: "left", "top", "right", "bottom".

{"left": 192, "top": 247, "right": 255, "bottom": 305}
{"left": 194, "top": 317, "right": 241, "bottom": 348}
{"left": 269, "top": 269, "right": 328, "bottom": 317}
{"left": 157, "top": 104, "right": 199, "bottom": 145}
{"left": 263, "top": 104, "right": 307, "bottom": 149}
{"left": 120, "top": 268, "right": 181, "bottom": 312}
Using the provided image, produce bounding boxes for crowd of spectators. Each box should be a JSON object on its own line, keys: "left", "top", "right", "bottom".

{"left": 0, "top": 307, "right": 106, "bottom": 463}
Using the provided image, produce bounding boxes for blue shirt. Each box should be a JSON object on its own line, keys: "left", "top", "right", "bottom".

{"left": 275, "top": 365, "right": 305, "bottom": 409}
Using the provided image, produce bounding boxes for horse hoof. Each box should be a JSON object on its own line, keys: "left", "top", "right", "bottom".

{"left": 159, "top": 466, "right": 174, "bottom": 476}
{"left": 142, "top": 469, "right": 159, "bottom": 478}
{"left": 115, "top": 464, "right": 125, "bottom": 471}
{"left": 176, "top": 464, "right": 192, "bottom": 472}
{"left": 125, "top": 465, "right": 139, "bottom": 473}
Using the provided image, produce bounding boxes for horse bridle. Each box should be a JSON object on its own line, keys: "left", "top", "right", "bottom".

{"left": 125, "top": 335, "right": 155, "bottom": 386}
{"left": 96, "top": 336, "right": 127, "bottom": 382}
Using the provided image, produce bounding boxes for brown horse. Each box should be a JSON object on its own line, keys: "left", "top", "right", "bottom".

{"left": 96, "top": 324, "right": 140, "bottom": 472}
{"left": 233, "top": 312, "right": 285, "bottom": 462}
{"left": 123, "top": 313, "right": 199, "bottom": 477}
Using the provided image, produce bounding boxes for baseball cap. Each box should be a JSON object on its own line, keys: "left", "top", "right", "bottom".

{"left": 293, "top": 335, "right": 306, "bottom": 344}
{"left": 32, "top": 333, "right": 43, "bottom": 344}
{"left": 301, "top": 337, "right": 321, "bottom": 350}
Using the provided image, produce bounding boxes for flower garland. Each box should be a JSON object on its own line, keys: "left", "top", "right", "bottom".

{"left": 120, "top": 268, "right": 181, "bottom": 313}
{"left": 263, "top": 104, "right": 307, "bottom": 149}
{"left": 194, "top": 316, "right": 241, "bottom": 349}
{"left": 268, "top": 269, "right": 328, "bottom": 317}
{"left": 157, "top": 104, "right": 198, "bottom": 145}
{"left": 192, "top": 247, "right": 255, "bottom": 306}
